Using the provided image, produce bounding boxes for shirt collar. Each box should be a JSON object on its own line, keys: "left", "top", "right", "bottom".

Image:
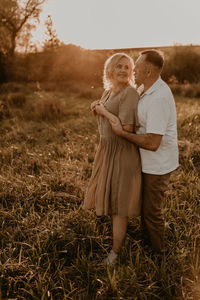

{"left": 140, "top": 76, "right": 163, "bottom": 98}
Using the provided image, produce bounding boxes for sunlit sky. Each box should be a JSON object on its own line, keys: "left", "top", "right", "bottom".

{"left": 32, "top": 0, "right": 200, "bottom": 50}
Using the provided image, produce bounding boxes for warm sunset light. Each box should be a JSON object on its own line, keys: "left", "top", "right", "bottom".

{"left": 32, "top": 0, "right": 200, "bottom": 49}
{"left": 1, "top": 1, "right": 200, "bottom": 298}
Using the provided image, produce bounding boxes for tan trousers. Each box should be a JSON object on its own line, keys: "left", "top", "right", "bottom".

{"left": 142, "top": 172, "right": 171, "bottom": 252}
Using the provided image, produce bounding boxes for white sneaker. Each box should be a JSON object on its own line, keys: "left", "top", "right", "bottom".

{"left": 103, "top": 250, "right": 118, "bottom": 266}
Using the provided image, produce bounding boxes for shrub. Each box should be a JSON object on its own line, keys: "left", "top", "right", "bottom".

{"left": 0, "top": 100, "right": 10, "bottom": 120}
{"left": 5, "top": 92, "right": 26, "bottom": 107}
{"left": 0, "top": 82, "right": 35, "bottom": 94}
{"left": 40, "top": 97, "right": 65, "bottom": 121}
{"left": 170, "top": 83, "right": 200, "bottom": 98}
{"left": 0, "top": 52, "right": 6, "bottom": 83}
{"left": 163, "top": 46, "right": 200, "bottom": 83}
{"left": 27, "top": 93, "right": 66, "bottom": 121}
{"left": 0, "top": 92, "right": 26, "bottom": 120}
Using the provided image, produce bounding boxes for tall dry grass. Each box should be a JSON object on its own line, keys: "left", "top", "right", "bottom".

{"left": 0, "top": 83, "right": 199, "bottom": 299}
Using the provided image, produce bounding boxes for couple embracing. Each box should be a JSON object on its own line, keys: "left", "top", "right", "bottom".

{"left": 84, "top": 49, "right": 179, "bottom": 266}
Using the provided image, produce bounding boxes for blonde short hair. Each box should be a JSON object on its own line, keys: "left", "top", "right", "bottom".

{"left": 103, "top": 53, "right": 135, "bottom": 90}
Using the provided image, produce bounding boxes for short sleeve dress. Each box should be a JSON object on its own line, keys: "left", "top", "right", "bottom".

{"left": 84, "top": 85, "right": 142, "bottom": 217}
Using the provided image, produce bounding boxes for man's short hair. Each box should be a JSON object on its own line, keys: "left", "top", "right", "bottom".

{"left": 141, "top": 49, "right": 164, "bottom": 70}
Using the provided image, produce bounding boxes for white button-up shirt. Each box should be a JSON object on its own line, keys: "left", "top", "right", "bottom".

{"left": 137, "top": 77, "right": 179, "bottom": 175}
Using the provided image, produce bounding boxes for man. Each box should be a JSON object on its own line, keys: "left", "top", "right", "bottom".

{"left": 95, "top": 49, "right": 179, "bottom": 252}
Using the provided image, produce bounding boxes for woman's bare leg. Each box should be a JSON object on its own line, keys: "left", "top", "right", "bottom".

{"left": 112, "top": 214, "right": 128, "bottom": 253}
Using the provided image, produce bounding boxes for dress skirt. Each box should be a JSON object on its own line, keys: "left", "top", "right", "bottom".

{"left": 83, "top": 86, "right": 142, "bottom": 217}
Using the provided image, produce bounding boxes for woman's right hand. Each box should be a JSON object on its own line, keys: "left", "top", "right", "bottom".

{"left": 90, "top": 100, "right": 100, "bottom": 113}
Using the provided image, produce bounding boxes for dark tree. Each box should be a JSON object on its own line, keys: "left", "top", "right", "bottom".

{"left": 0, "top": 0, "right": 46, "bottom": 57}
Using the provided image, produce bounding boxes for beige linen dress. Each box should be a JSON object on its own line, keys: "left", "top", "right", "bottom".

{"left": 84, "top": 86, "right": 142, "bottom": 217}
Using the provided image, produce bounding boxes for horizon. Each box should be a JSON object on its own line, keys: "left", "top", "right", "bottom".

{"left": 22, "top": 40, "right": 200, "bottom": 54}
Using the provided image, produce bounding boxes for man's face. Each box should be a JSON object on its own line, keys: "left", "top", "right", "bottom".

{"left": 134, "top": 55, "right": 148, "bottom": 86}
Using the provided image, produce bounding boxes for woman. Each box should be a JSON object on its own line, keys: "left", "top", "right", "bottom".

{"left": 84, "top": 53, "right": 142, "bottom": 265}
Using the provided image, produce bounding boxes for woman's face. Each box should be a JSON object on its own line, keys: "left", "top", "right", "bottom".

{"left": 111, "top": 57, "right": 132, "bottom": 87}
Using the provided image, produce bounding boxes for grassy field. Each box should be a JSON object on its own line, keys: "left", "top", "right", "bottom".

{"left": 0, "top": 83, "right": 199, "bottom": 299}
